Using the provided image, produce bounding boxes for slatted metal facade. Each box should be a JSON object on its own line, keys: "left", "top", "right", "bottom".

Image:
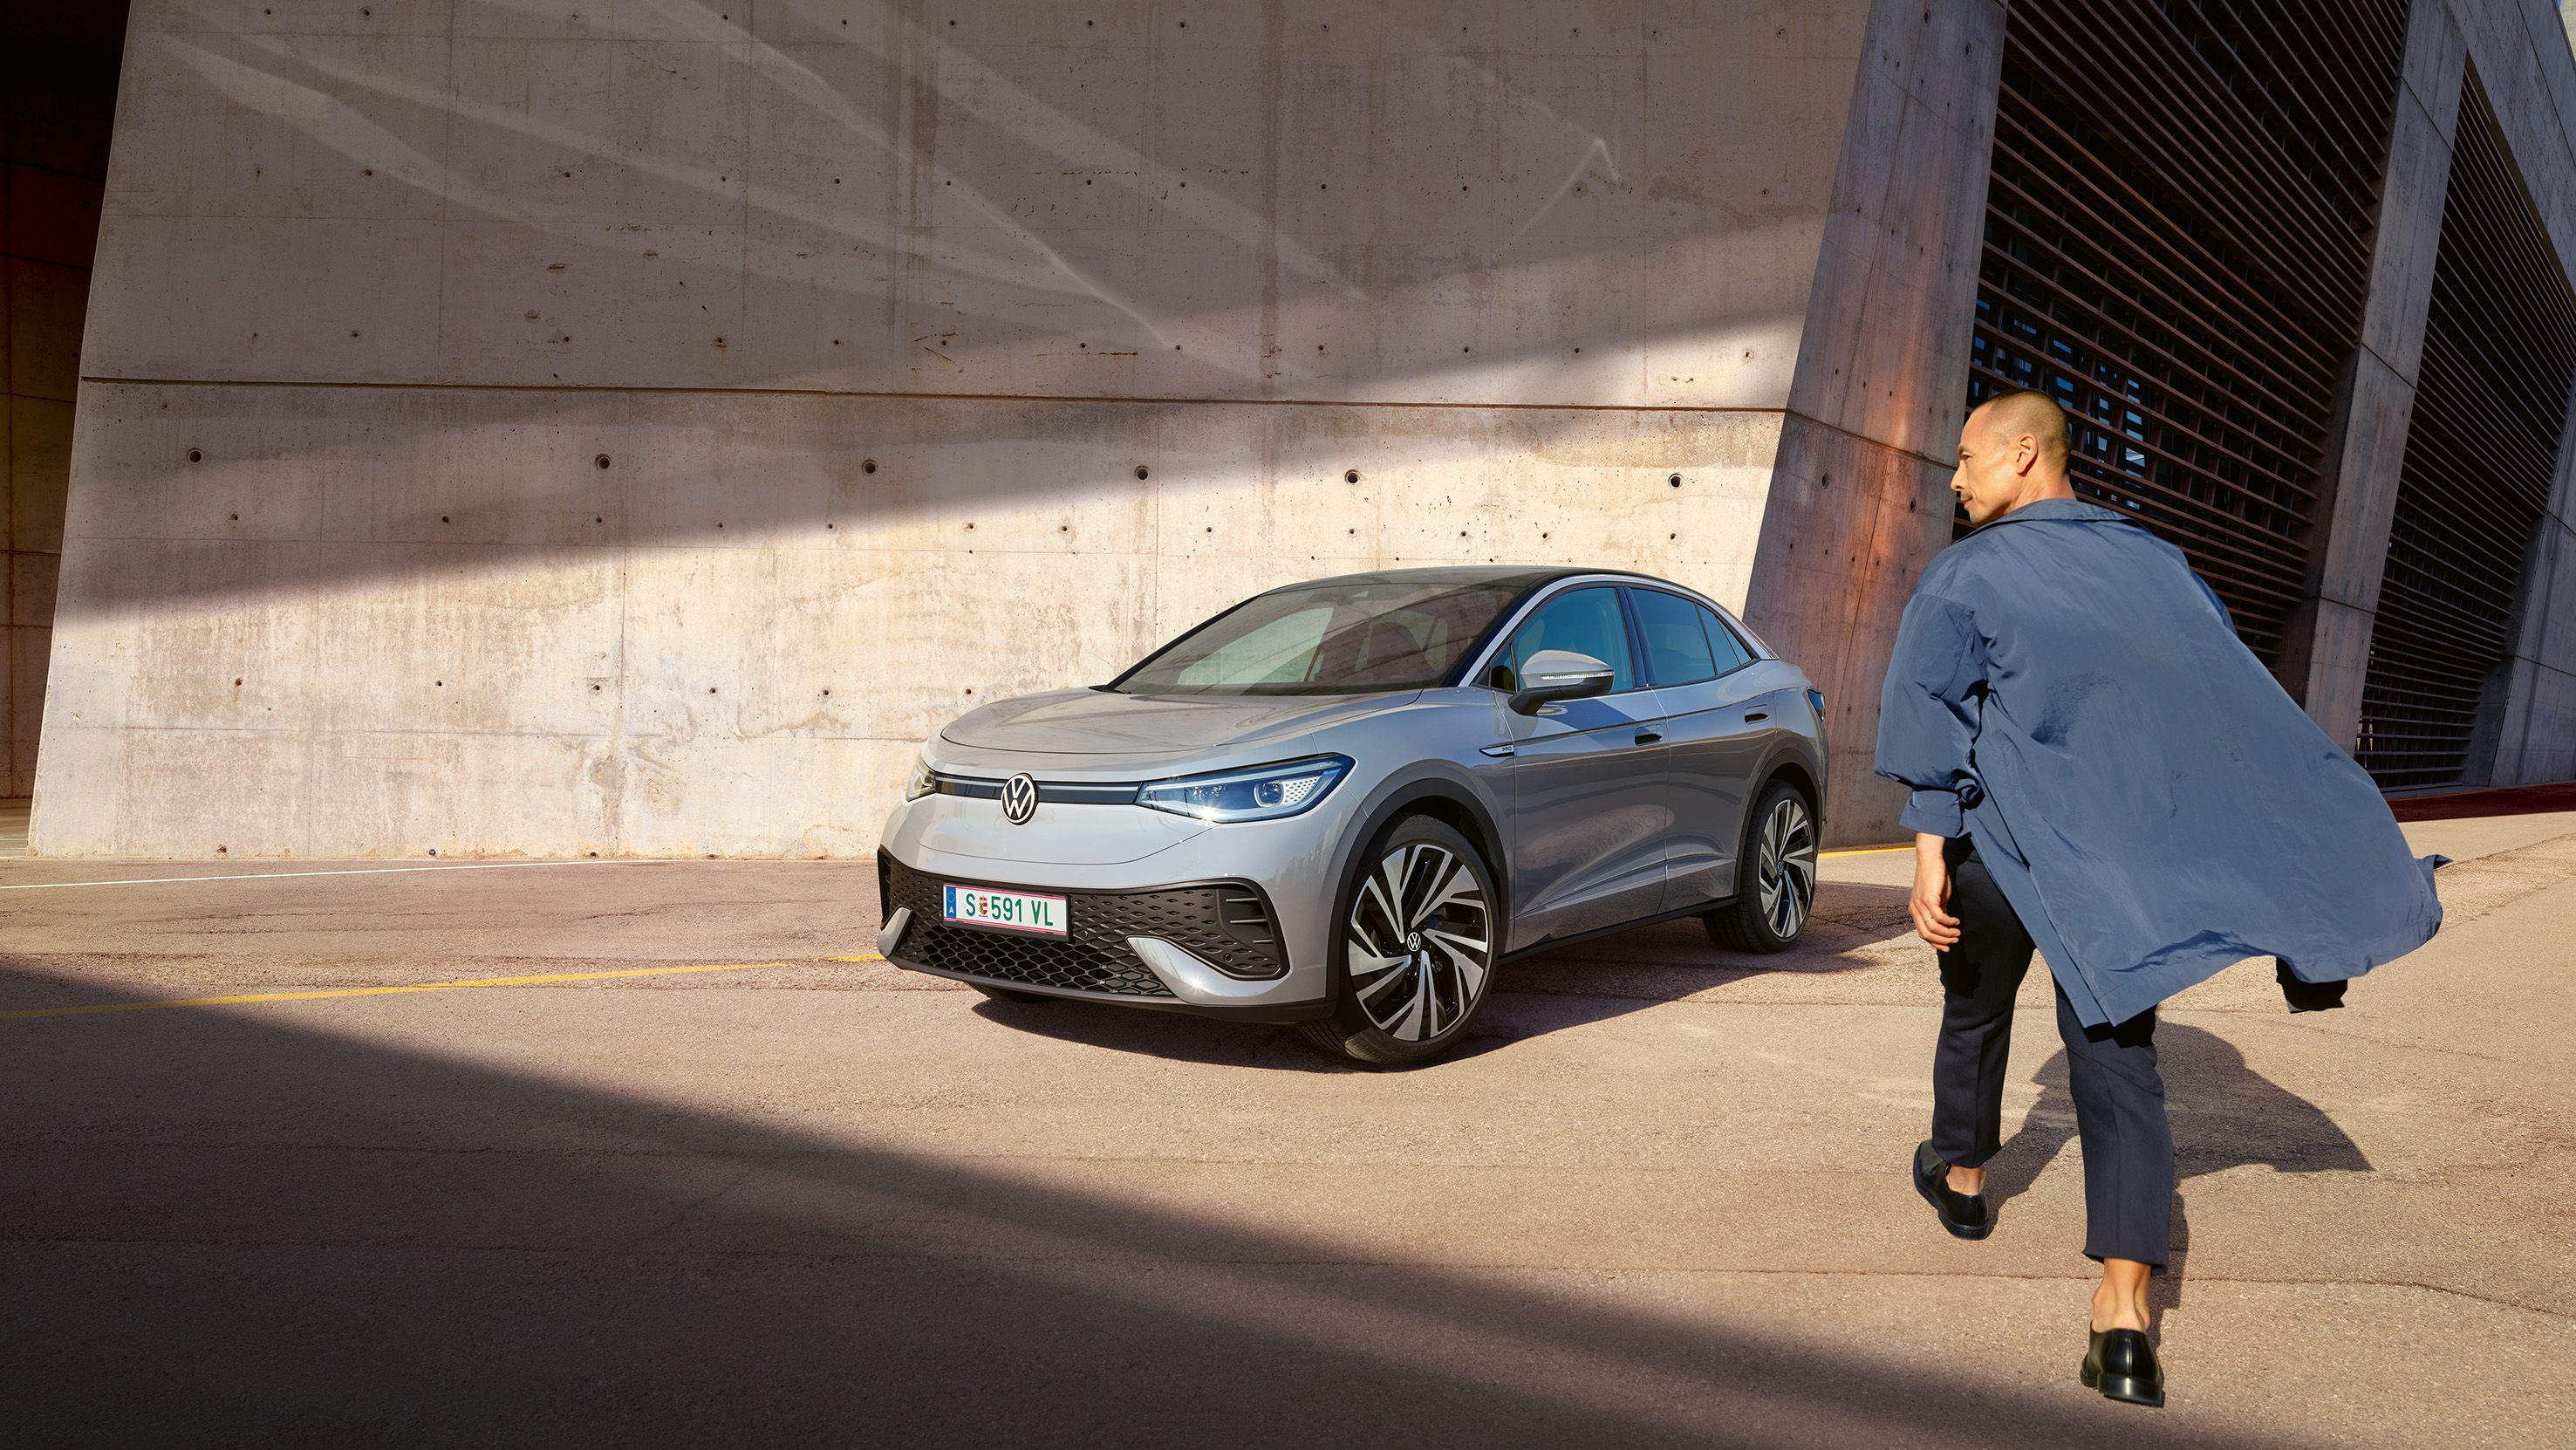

{"left": 1964, "top": 0, "right": 2412, "bottom": 666}
{"left": 2355, "top": 80, "right": 2576, "bottom": 790}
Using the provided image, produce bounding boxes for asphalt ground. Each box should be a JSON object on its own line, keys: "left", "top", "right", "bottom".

{"left": 3, "top": 808, "right": 2572, "bottom": 1447}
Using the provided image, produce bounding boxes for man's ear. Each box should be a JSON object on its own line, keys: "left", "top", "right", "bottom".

{"left": 2012, "top": 434, "right": 2040, "bottom": 477}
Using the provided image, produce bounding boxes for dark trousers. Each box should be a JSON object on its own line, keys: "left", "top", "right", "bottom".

{"left": 1930, "top": 835, "right": 2175, "bottom": 1269}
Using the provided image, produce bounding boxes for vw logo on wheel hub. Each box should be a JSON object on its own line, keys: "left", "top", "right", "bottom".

{"left": 1001, "top": 772, "right": 1039, "bottom": 824}
{"left": 1405, "top": 932, "right": 1423, "bottom": 952}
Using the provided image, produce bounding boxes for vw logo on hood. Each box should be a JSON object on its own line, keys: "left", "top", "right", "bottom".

{"left": 1001, "top": 772, "right": 1040, "bottom": 824}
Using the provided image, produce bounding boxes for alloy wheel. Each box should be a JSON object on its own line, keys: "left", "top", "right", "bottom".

{"left": 1755, "top": 796, "right": 1818, "bottom": 939}
{"left": 1343, "top": 841, "right": 1493, "bottom": 1043}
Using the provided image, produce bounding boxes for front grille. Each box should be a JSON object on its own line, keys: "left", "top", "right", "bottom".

{"left": 878, "top": 858, "right": 1286, "bottom": 997}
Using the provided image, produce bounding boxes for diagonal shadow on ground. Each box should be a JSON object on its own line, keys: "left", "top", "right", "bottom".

{"left": 0, "top": 958, "right": 2337, "bottom": 1450}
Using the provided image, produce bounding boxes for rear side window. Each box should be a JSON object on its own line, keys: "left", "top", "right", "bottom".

{"left": 1493, "top": 586, "right": 1636, "bottom": 694}
{"left": 1700, "top": 604, "right": 1756, "bottom": 673}
{"left": 1630, "top": 589, "right": 1718, "bottom": 686}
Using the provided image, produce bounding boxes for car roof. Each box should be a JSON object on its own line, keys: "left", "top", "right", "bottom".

{"left": 1264, "top": 564, "right": 1686, "bottom": 595}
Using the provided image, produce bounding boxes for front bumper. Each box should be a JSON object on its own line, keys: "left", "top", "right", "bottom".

{"left": 875, "top": 852, "right": 1332, "bottom": 1021}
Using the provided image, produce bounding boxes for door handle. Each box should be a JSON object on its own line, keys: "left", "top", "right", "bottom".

{"left": 1743, "top": 711, "right": 1768, "bottom": 722}
{"left": 1635, "top": 729, "right": 1664, "bottom": 745}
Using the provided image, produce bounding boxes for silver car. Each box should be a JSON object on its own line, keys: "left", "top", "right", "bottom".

{"left": 877, "top": 566, "right": 1827, "bottom": 1064}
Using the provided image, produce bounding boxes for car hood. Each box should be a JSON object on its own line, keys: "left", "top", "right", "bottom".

{"left": 939, "top": 687, "right": 1422, "bottom": 757}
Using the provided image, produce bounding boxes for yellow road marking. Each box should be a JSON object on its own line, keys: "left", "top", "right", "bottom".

{"left": 1821, "top": 844, "right": 1912, "bottom": 858}
{"left": 0, "top": 955, "right": 885, "bottom": 1023}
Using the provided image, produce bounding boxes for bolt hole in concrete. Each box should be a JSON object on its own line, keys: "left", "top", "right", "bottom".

{"left": 1671, "top": 474, "right": 1682, "bottom": 486}
{"left": 596, "top": 454, "right": 611, "bottom": 469}
{"left": 1135, "top": 465, "right": 1149, "bottom": 480}
{"left": 188, "top": 448, "right": 202, "bottom": 463}
{"left": 864, "top": 459, "right": 878, "bottom": 474}
{"left": 229, "top": 513, "right": 238, "bottom": 522}
{"left": 1345, "top": 469, "right": 1360, "bottom": 483}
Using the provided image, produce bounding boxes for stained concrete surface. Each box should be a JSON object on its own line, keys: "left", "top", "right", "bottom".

{"left": 2, "top": 810, "right": 2572, "bottom": 1447}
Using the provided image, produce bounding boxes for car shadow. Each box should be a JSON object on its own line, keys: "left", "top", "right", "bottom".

{"left": 968, "top": 879, "right": 1917, "bottom": 1068}
{"left": 1974, "top": 1023, "right": 2372, "bottom": 1329}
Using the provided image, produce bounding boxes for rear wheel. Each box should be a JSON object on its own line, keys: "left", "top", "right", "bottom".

{"left": 970, "top": 983, "right": 1055, "bottom": 1005}
{"left": 1299, "top": 817, "right": 1499, "bottom": 1066}
{"left": 1704, "top": 781, "right": 1818, "bottom": 954}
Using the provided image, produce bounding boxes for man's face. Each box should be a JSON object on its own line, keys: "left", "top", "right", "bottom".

{"left": 1951, "top": 410, "right": 2031, "bottom": 525}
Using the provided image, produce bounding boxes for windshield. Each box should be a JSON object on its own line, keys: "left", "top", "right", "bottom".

{"left": 1110, "top": 578, "right": 1527, "bottom": 695}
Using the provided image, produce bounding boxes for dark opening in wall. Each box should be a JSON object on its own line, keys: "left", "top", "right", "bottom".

{"left": 1963, "top": 0, "right": 2410, "bottom": 667}
{"left": 3, "top": 2, "right": 130, "bottom": 806}
{"left": 2355, "top": 77, "right": 2576, "bottom": 790}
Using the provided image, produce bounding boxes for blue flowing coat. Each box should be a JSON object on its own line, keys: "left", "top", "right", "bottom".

{"left": 1873, "top": 498, "right": 2447, "bottom": 1027}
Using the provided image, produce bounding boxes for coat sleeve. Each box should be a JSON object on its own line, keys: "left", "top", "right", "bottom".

{"left": 2190, "top": 571, "right": 2236, "bottom": 634}
{"left": 1874, "top": 589, "right": 1988, "bottom": 838}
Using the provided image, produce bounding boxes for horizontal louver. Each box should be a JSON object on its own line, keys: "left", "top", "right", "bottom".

{"left": 2356, "top": 79, "right": 2576, "bottom": 790}
{"left": 1965, "top": 0, "right": 2411, "bottom": 667}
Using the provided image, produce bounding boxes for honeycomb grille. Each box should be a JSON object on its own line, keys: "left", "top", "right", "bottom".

{"left": 878, "top": 858, "right": 1286, "bottom": 996}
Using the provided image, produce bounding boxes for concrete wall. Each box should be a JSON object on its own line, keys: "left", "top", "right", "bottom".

{"left": 2, "top": 8, "right": 125, "bottom": 802}
{"left": 38, "top": 1, "right": 1876, "bottom": 857}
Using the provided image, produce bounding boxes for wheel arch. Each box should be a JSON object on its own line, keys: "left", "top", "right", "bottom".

{"left": 1321, "top": 769, "right": 1511, "bottom": 1005}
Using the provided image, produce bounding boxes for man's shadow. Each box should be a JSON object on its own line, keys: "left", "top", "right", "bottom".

{"left": 1975, "top": 1023, "right": 2370, "bottom": 1325}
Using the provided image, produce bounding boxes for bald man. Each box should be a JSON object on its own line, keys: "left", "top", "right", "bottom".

{"left": 1874, "top": 390, "right": 2445, "bottom": 1408}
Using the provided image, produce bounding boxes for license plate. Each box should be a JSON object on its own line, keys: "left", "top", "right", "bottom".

{"left": 942, "top": 884, "right": 1069, "bottom": 936}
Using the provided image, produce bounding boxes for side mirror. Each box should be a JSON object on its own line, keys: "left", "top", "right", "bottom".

{"left": 1509, "top": 649, "right": 1616, "bottom": 715}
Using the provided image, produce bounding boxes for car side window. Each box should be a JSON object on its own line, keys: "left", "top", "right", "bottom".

{"left": 1630, "top": 589, "right": 1718, "bottom": 687}
{"left": 1699, "top": 603, "right": 1756, "bottom": 674}
{"left": 1491, "top": 587, "right": 1636, "bottom": 694}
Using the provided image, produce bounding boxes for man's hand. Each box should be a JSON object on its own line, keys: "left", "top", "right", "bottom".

{"left": 1911, "top": 832, "right": 1962, "bottom": 949}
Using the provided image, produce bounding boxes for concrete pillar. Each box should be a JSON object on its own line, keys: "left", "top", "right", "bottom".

{"left": 1739, "top": 0, "right": 2006, "bottom": 845}
{"left": 2274, "top": 0, "right": 2467, "bottom": 751}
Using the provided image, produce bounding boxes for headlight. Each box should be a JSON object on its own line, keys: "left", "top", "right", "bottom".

{"left": 1137, "top": 756, "right": 1351, "bottom": 824}
{"left": 901, "top": 755, "right": 938, "bottom": 802}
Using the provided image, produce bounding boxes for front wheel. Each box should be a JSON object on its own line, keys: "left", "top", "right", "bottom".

{"left": 1299, "top": 816, "right": 1499, "bottom": 1066}
{"left": 1704, "top": 782, "right": 1818, "bottom": 954}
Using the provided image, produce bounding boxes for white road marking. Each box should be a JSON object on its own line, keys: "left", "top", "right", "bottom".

{"left": 0, "top": 859, "right": 687, "bottom": 892}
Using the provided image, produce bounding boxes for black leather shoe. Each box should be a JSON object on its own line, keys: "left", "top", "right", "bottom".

{"left": 1910, "top": 1139, "right": 1991, "bottom": 1240}
{"left": 2081, "top": 1327, "right": 2165, "bottom": 1407}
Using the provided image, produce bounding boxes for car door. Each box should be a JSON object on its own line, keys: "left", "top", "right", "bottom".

{"left": 1486, "top": 585, "right": 1672, "bottom": 949}
{"left": 1631, "top": 590, "right": 1773, "bottom": 911}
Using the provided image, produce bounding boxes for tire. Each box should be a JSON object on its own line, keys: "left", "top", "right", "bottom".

{"left": 1298, "top": 816, "right": 1500, "bottom": 1066}
{"left": 970, "top": 982, "right": 1055, "bottom": 1005}
{"left": 1704, "top": 780, "right": 1819, "bottom": 954}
